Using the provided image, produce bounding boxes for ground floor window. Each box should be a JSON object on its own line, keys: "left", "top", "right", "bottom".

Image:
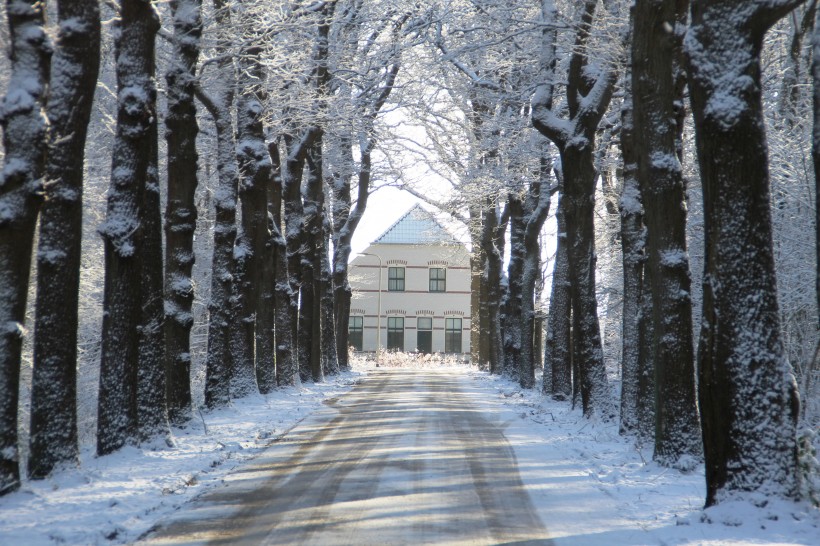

{"left": 445, "top": 317, "right": 462, "bottom": 353}
{"left": 387, "top": 317, "right": 404, "bottom": 351}
{"left": 349, "top": 316, "right": 363, "bottom": 351}
{"left": 417, "top": 317, "right": 432, "bottom": 353}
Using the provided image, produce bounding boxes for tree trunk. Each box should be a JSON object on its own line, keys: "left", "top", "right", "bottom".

{"left": 163, "top": 0, "right": 202, "bottom": 424}
{"left": 518, "top": 151, "right": 553, "bottom": 389}
{"left": 97, "top": 0, "right": 159, "bottom": 456}
{"left": 232, "top": 41, "right": 274, "bottom": 398}
{"left": 532, "top": 0, "right": 615, "bottom": 419}
{"left": 544, "top": 196, "right": 572, "bottom": 399}
{"left": 255, "top": 152, "right": 277, "bottom": 394}
{"left": 813, "top": 7, "right": 820, "bottom": 325}
{"left": 561, "top": 146, "right": 611, "bottom": 419}
{"left": 200, "top": 0, "right": 237, "bottom": 409}
{"left": 320, "top": 213, "right": 339, "bottom": 376}
{"left": 633, "top": 0, "right": 702, "bottom": 466}
{"left": 137, "top": 120, "right": 169, "bottom": 441}
{"left": 504, "top": 196, "right": 525, "bottom": 381}
{"left": 302, "top": 142, "right": 325, "bottom": 383}
{"left": 27, "top": 0, "right": 99, "bottom": 480}
{"left": 265, "top": 142, "right": 296, "bottom": 386}
{"left": 618, "top": 48, "right": 645, "bottom": 437}
{"left": 0, "top": 0, "right": 50, "bottom": 493}
{"left": 686, "top": 0, "right": 803, "bottom": 505}
{"left": 480, "top": 201, "right": 505, "bottom": 375}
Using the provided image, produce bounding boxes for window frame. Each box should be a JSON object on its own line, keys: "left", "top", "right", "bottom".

{"left": 429, "top": 267, "right": 446, "bottom": 292}
{"left": 388, "top": 266, "right": 405, "bottom": 292}
{"left": 417, "top": 317, "right": 433, "bottom": 354}
{"left": 387, "top": 316, "right": 405, "bottom": 351}
{"left": 348, "top": 315, "right": 364, "bottom": 351}
{"left": 444, "top": 317, "right": 462, "bottom": 354}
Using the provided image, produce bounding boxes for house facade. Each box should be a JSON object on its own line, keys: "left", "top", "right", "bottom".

{"left": 349, "top": 205, "right": 471, "bottom": 356}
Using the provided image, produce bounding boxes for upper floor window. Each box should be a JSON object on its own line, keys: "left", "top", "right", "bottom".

{"left": 429, "top": 268, "right": 446, "bottom": 292}
{"left": 388, "top": 267, "right": 405, "bottom": 291}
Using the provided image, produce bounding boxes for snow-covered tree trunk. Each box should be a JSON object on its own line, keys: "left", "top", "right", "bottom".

{"left": 518, "top": 153, "right": 553, "bottom": 389}
{"left": 270, "top": 142, "right": 297, "bottom": 386}
{"left": 283, "top": 132, "right": 312, "bottom": 377}
{"left": 503, "top": 197, "right": 525, "bottom": 381}
{"left": 199, "top": 0, "right": 239, "bottom": 407}
{"left": 302, "top": 141, "right": 325, "bottom": 383}
{"left": 27, "top": 0, "right": 99, "bottom": 480}
{"left": 814, "top": 6, "right": 820, "bottom": 325}
{"left": 319, "top": 211, "right": 339, "bottom": 376}
{"left": 255, "top": 148, "right": 276, "bottom": 395}
{"left": 532, "top": 0, "right": 615, "bottom": 419}
{"left": 686, "top": 0, "right": 804, "bottom": 505}
{"left": 0, "top": 0, "right": 50, "bottom": 494}
{"left": 330, "top": 137, "right": 357, "bottom": 371}
{"left": 618, "top": 47, "right": 646, "bottom": 438}
{"left": 163, "top": 0, "right": 202, "bottom": 424}
{"left": 633, "top": 0, "right": 702, "bottom": 467}
{"left": 233, "top": 84, "right": 270, "bottom": 397}
{"left": 544, "top": 194, "right": 572, "bottom": 399}
{"left": 137, "top": 121, "right": 169, "bottom": 441}
{"left": 97, "top": 0, "right": 159, "bottom": 456}
{"left": 198, "top": 79, "right": 239, "bottom": 408}
{"left": 480, "top": 200, "right": 506, "bottom": 375}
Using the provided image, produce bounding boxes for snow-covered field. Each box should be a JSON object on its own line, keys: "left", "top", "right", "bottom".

{"left": 1, "top": 358, "right": 819, "bottom": 545}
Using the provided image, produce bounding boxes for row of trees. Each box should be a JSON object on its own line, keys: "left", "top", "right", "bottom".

{"left": 0, "top": 0, "right": 818, "bottom": 509}
{"left": 0, "top": 0, "right": 416, "bottom": 495}
{"left": 394, "top": 0, "right": 819, "bottom": 507}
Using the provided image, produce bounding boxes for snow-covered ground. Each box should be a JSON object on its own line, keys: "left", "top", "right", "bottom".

{"left": 1, "top": 358, "right": 819, "bottom": 545}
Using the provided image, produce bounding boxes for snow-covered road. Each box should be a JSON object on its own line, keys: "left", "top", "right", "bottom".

{"left": 142, "top": 368, "right": 552, "bottom": 545}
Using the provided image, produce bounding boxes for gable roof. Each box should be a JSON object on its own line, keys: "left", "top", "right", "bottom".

{"left": 373, "top": 204, "right": 461, "bottom": 245}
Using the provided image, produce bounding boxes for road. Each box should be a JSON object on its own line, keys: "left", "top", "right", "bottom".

{"left": 142, "top": 368, "right": 552, "bottom": 545}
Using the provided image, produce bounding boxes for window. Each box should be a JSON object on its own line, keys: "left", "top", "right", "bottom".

{"left": 429, "top": 268, "right": 446, "bottom": 292}
{"left": 417, "top": 317, "right": 432, "bottom": 353}
{"left": 348, "top": 316, "right": 363, "bottom": 351}
{"left": 445, "top": 318, "right": 462, "bottom": 353}
{"left": 387, "top": 317, "right": 404, "bottom": 351}
{"left": 388, "top": 267, "right": 405, "bottom": 291}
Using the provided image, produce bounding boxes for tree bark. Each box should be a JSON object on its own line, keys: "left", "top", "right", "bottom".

{"left": 232, "top": 34, "right": 275, "bottom": 397}
{"left": 532, "top": 0, "right": 614, "bottom": 418}
{"left": 200, "top": 0, "right": 238, "bottom": 408}
{"left": 269, "top": 142, "right": 299, "bottom": 387}
{"left": 0, "top": 0, "right": 50, "bottom": 493}
{"left": 633, "top": 0, "right": 702, "bottom": 466}
{"left": 163, "top": 0, "right": 202, "bottom": 424}
{"left": 544, "top": 195, "right": 572, "bottom": 400}
{"left": 97, "top": 0, "right": 159, "bottom": 456}
{"left": 618, "top": 46, "right": 645, "bottom": 437}
{"left": 561, "top": 145, "right": 611, "bottom": 419}
{"left": 137, "top": 119, "right": 169, "bottom": 441}
{"left": 686, "top": 0, "right": 804, "bottom": 505}
{"left": 27, "top": 0, "right": 99, "bottom": 479}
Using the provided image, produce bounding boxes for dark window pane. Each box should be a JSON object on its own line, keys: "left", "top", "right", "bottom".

{"left": 429, "top": 268, "right": 446, "bottom": 292}
{"left": 387, "top": 316, "right": 404, "bottom": 351}
{"left": 349, "top": 316, "right": 364, "bottom": 351}
{"left": 445, "top": 318, "right": 462, "bottom": 353}
{"left": 388, "top": 267, "right": 405, "bottom": 292}
{"left": 417, "top": 331, "right": 432, "bottom": 353}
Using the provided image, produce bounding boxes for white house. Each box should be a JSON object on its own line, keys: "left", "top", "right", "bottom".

{"left": 349, "top": 204, "right": 471, "bottom": 355}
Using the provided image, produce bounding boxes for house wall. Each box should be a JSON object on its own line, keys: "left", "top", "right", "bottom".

{"left": 349, "top": 243, "right": 471, "bottom": 355}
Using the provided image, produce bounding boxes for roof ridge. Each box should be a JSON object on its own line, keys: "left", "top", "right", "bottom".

{"left": 372, "top": 204, "right": 459, "bottom": 245}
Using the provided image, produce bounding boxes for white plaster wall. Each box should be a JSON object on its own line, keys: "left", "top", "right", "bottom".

{"left": 349, "top": 243, "right": 471, "bottom": 354}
